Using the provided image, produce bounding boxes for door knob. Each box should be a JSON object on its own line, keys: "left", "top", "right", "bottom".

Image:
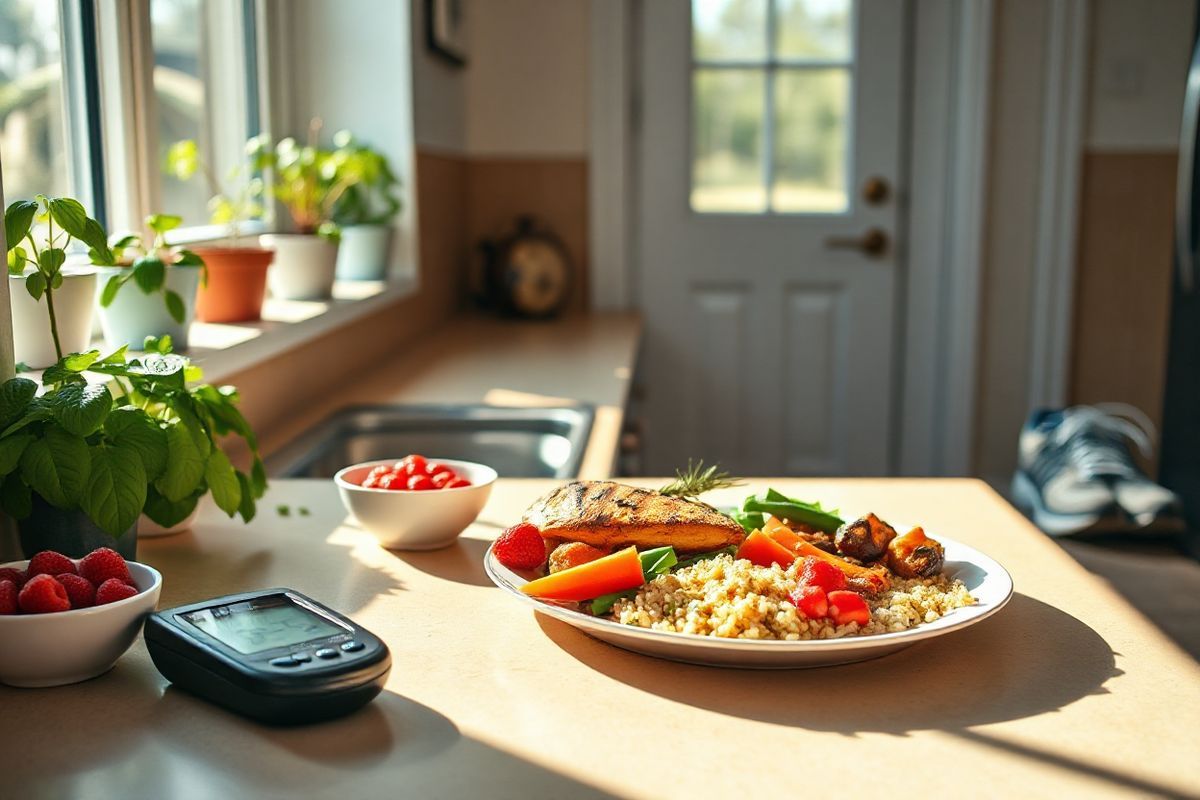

{"left": 824, "top": 228, "right": 889, "bottom": 258}
{"left": 862, "top": 176, "right": 890, "bottom": 205}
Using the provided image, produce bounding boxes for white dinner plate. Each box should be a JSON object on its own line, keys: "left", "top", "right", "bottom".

{"left": 484, "top": 536, "right": 1014, "bottom": 669}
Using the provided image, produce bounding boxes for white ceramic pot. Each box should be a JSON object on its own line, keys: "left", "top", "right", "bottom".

{"left": 261, "top": 233, "right": 338, "bottom": 300}
{"left": 96, "top": 265, "right": 201, "bottom": 351}
{"left": 335, "top": 224, "right": 392, "bottom": 281}
{"left": 138, "top": 505, "right": 202, "bottom": 537}
{"left": 10, "top": 270, "right": 98, "bottom": 369}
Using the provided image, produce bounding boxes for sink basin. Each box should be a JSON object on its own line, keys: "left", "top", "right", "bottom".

{"left": 267, "top": 404, "right": 595, "bottom": 479}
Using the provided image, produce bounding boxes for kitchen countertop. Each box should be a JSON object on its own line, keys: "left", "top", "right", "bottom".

{"left": 4, "top": 478, "right": 1199, "bottom": 799}
{"left": 254, "top": 312, "right": 643, "bottom": 479}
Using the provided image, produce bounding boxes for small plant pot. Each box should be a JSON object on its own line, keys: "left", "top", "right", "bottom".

{"left": 9, "top": 270, "right": 97, "bottom": 369}
{"left": 336, "top": 224, "right": 393, "bottom": 281}
{"left": 17, "top": 495, "right": 138, "bottom": 560}
{"left": 138, "top": 505, "right": 201, "bottom": 537}
{"left": 96, "top": 265, "right": 201, "bottom": 351}
{"left": 262, "top": 233, "right": 339, "bottom": 300}
{"left": 191, "top": 246, "right": 273, "bottom": 323}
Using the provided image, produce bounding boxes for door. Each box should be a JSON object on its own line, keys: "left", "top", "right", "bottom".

{"left": 636, "top": 0, "right": 906, "bottom": 476}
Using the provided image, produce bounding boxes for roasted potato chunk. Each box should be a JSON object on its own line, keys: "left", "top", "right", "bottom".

{"left": 886, "top": 526, "right": 945, "bottom": 578}
{"left": 548, "top": 541, "right": 609, "bottom": 573}
{"left": 835, "top": 513, "right": 898, "bottom": 562}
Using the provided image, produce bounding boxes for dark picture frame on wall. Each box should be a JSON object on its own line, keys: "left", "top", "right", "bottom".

{"left": 425, "top": 0, "right": 467, "bottom": 67}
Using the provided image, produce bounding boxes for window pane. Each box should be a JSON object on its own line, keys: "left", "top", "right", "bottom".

{"left": 692, "top": 0, "right": 767, "bottom": 62}
{"left": 773, "top": 68, "right": 849, "bottom": 213}
{"left": 692, "top": 69, "right": 765, "bottom": 213}
{"left": 151, "top": 0, "right": 209, "bottom": 225}
{"left": 776, "top": 0, "right": 853, "bottom": 61}
{"left": 0, "top": 0, "right": 70, "bottom": 203}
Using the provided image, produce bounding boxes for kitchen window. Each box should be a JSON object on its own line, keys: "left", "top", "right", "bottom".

{"left": 690, "top": 0, "right": 855, "bottom": 214}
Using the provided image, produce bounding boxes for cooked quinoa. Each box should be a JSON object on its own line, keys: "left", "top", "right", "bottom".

{"left": 610, "top": 554, "right": 974, "bottom": 640}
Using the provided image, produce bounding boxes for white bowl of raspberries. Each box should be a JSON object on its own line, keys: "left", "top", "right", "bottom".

{"left": 0, "top": 548, "right": 163, "bottom": 688}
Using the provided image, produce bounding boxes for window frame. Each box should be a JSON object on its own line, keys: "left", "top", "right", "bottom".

{"left": 689, "top": 0, "right": 858, "bottom": 216}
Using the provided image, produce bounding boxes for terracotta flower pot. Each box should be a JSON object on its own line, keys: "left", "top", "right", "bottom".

{"left": 191, "top": 246, "right": 273, "bottom": 323}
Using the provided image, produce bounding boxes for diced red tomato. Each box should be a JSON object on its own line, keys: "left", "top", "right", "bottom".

{"left": 445, "top": 477, "right": 471, "bottom": 489}
{"left": 798, "top": 556, "right": 847, "bottom": 593}
{"left": 827, "top": 590, "right": 870, "bottom": 626}
{"left": 788, "top": 584, "right": 828, "bottom": 619}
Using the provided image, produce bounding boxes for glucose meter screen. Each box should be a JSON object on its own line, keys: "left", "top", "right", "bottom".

{"left": 186, "top": 601, "right": 344, "bottom": 654}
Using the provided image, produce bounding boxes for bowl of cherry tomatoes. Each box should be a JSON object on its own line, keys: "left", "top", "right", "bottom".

{"left": 334, "top": 455, "right": 498, "bottom": 550}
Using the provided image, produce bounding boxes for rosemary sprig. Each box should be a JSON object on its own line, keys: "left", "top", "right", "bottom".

{"left": 658, "top": 460, "right": 744, "bottom": 500}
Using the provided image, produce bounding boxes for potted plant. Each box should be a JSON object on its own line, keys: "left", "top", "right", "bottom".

{"left": 166, "top": 138, "right": 274, "bottom": 323}
{"left": 96, "top": 214, "right": 206, "bottom": 351}
{"left": 5, "top": 196, "right": 115, "bottom": 369}
{"left": 330, "top": 130, "right": 402, "bottom": 281}
{"left": 260, "top": 123, "right": 356, "bottom": 301}
{"left": 0, "top": 337, "right": 268, "bottom": 558}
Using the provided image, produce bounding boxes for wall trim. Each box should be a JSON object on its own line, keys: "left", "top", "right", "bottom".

{"left": 588, "top": 0, "right": 633, "bottom": 311}
{"left": 1027, "top": 0, "right": 1089, "bottom": 410}
{"left": 899, "top": 0, "right": 993, "bottom": 476}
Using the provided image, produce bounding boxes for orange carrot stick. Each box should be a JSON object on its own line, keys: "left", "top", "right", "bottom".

{"left": 736, "top": 530, "right": 800, "bottom": 568}
{"left": 520, "top": 546, "right": 645, "bottom": 601}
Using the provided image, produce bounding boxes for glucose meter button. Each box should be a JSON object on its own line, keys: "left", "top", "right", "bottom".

{"left": 270, "top": 656, "right": 300, "bottom": 668}
{"left": 290, "top": 652, "right": 312, "bottom": 663}
{"left": 340, "top": 641, "right": 365, "bottom": 653}
{"left": 315, "top": 648, "right": 340, "bottom": 660}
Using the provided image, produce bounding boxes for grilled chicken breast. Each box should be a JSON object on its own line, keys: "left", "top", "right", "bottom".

{"left": 523, "top": 481, "right": 746, "bottom": 553}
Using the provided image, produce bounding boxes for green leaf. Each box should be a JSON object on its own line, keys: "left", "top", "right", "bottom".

{"left": 37, "top": 248, "right": 65, "bottom": 276}
{"left": 4, "top": 200, "right": 38, "bottom": 252}
{"left": 46, "top": 198, "right": 89, "bottom": 241}
{"left": 155, "top": 412, "right": 210, "bottom": 502}
{"left": 100, "top": 274, "right": 126, "bottom": 307}
{"left": 236, "top": 471, "right": 257, "bottom": 523}
{"left": 99, "top": 345, "right": 129, "bottom": 365}
{"left": 83, "top": 217, "right": 114, "bottom": 263}
{"left": 50, "top": 271, "right": 63, "bottom": 289}
{"left": 104, "top": 406, "right": 168, "bottom": 481}
{"left": 25, "top": 271, "right": 45, "bottom": 299}
{"left": 20, "top": 425, "right": 91, "bottom": 507}
{"left": 174, "top": 248, "right": 204, "bottom": 266}
{"left": 0, "top": 378, "right": 37, "bottom": 428}
{"left": 0, "top": 472, "right": 32, "bottom": 520}
{"left": 251, "top": 456, "right": 267, "bottom": 497}
{"left": 1, "top": 402, "right": 53, "bottom": 436}
{"left": 143, "top": 335, "right": 173, "bottom": 355}
{"left": 81, "top": 443, "right": 147, "bottom": 537}
{"left": 204, "top": 448, "right": 242, "bottom": 516}
{"left": 144, "top": 485, "right": 200, "bottom": 528}
{"left": 147, "top": 214, "right": 182, "bottom": 235}
{"left": 54, "top": 382, "right": 113, "bottom": 436}
{"left": 131, "top": 255, "right": 165, "bottom": 294}
{"left": 166, "top": 139, "right": 199, "bottom": 180}
{"left": 164, "top": 289, "right": 186, "bottom": 323}
{"left": 62, "top": 350, "right": 101, "bottom": 372}
{"left": 7, "top": 245, "right": 28, "bottom": 274}
{"left": 0, "top": 433, "right": 33, "bottom": 476}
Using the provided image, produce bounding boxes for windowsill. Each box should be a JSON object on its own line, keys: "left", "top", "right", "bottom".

{"left": 26, "top": 278, "right": 417, "bottom": 387}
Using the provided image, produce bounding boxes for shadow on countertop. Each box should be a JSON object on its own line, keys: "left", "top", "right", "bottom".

{"left": 387, "top": 536, "right": 494, "bottom": 587}
{"left": 537, "top": 593, "right": 1120, "bottom": 734}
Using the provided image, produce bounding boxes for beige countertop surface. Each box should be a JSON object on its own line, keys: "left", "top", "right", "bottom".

{"left": 256, "top": 312, "right": 643, "bottom": 479}
{"left": 4, "top": 478, "right": 1199, "bottom": 799}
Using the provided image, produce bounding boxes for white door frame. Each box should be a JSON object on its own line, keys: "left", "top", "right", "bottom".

{"left": 590, "top": 0, "right": 996, "bottom": 476}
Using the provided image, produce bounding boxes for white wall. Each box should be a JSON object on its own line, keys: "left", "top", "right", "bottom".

{"left": 1086, "top": 0, "right": 1195, "bottom": 151}
{"left": 411, "top": 0, "right": 469, "bottom": 152}
{"left": 277, "top": 0, "right": 418, "bottom": 272}
{"left": 463, "top": 0, "right": 589, "bottom": 157}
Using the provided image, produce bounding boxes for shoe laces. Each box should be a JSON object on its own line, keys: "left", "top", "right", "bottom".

{"left": 1052, "top": 404, "right": 1156, "bottom": 480}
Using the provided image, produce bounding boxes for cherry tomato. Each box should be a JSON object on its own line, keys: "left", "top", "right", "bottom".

{"left": 431, "top": 471, "right": 454, "bottom": 488}
{"left": 362, "top": 474, "right": 381, "bottom": 489}
{"left": 408, "top": 474, "right": 434, "bottom": 491}
{"left": 377, "top": 473, "right": 403, "bottom": 490}
{"left": 445, "top": 477, "right": 471, "bottom": 489}
{"left": 428, "top": 463, "right": 454, "bottom": 478}
{"left": 408, "top": 455, "right": 430, "bottom": 475}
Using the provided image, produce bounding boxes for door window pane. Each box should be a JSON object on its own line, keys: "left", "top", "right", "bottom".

{"left": 690, "top": 0, "right": 854, "bottom": 214}
{"left": 0, "top": 0, "right": 70, "bottom": 203}
{"left": 773, "top": 68, "right": 848, "bottom": 212}
{"left": 775, "top": 0, "right": 852, "bottom": 61}
{"left": 692, "top": 0, "right": 767, "bottom": 62}
{"left": 692, "top": 69, "right": 766, "bottom": 213}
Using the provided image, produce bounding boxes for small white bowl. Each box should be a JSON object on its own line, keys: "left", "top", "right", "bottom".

{"left": 0, "top": 560, "right": 163, "bottom": 687}
{"left": 335, "top": 458, "right": 497, "bottom": 551}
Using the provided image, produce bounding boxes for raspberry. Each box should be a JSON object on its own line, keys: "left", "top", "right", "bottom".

{"left": 549, "top": 542, "right": 608, "bottom": 573}
{"left": 95, "top": 578, "right": 139, "bottom": 606}
{"left": 18, "top": 574, "right": 71, "bottom": 614}
{"left": 493, "top": 522, "right": 547, "bottom": 571}
{"left": 788, "top": 584, "right": 829, "bottom": 619}
{"left": 78, "top": 548, "right": 132, "bottom": 587}
{"left": 57, "top": 573, "right": 96, "bottom": 609}
{"left": 799, "top": 556, "right": 847, "bottom": 593}
{"left": 27, "top": 551, "right": 77, "bottom": 579}
{"left": 0, "top": 567, "right": 27, "bottom": 588}
{"left": 0, "top": 580, "right": 17, "bottom": 614}
{"left": 828, "top": 590, "right": 871, "bottom": 627}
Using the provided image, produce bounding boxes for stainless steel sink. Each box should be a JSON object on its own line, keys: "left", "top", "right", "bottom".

{"left": 267, "top": 404, "right": 595, "bottom": 479}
